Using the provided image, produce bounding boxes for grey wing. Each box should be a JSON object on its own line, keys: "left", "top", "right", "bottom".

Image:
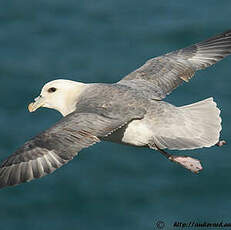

{"left": 118, "top": 30, "right": 231, "bottom": 99}
{"left": 0, "top": 111, "right": 143, "bottom": 189}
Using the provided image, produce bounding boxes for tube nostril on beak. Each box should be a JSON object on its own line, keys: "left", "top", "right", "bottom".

{"left": 34, "top": 95, "right": 42, "bottom": 102}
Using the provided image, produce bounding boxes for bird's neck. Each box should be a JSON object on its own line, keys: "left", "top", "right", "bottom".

{"left": 60, "top": 82, "right": 89, "bottom": 117}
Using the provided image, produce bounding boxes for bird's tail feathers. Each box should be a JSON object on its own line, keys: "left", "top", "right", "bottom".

{"left": 152, "top": 97, "right": 221, "bottom": 150}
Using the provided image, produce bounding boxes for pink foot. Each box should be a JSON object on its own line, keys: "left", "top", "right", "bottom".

{"left": 169, "top": 155, "right": 203, "bottom": 174}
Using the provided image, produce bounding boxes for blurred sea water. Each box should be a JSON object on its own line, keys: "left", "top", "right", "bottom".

{"left": 0, "top": 1, "right": 231, "bottom": 229}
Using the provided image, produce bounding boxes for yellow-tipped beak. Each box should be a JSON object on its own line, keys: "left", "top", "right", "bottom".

{"left": 28, "top": 96, "right": 45, "bottom": 112}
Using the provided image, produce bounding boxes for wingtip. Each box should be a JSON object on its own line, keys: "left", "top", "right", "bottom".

{"left": 222, "top": 29, "right": 231, "bottom": 37}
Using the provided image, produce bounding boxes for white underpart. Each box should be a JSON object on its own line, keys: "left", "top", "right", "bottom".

{"left": 121, "top": 120, "right": 153, "bottom": 146}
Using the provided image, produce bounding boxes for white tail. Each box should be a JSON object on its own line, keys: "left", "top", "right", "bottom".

{"left": 152, "top": 97, "right": 222, "bottom": 150}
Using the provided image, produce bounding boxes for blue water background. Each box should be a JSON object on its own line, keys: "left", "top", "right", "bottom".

{"left": 0, "top": 1, "right": 231, "bottom": 229}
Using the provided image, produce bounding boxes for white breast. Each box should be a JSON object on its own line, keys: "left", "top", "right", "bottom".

{"left": 104, "top": 119, "right": 153, "bottom": 147}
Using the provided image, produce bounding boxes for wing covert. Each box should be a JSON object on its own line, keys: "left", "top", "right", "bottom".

{"left": 0, "top": 111, "right": 144, "bottom": 189}
{"left": 119, "top": 30, "right": 231, "bottom": 99}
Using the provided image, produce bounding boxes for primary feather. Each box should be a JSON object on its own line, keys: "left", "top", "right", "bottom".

{"left": 119, "top": 30, "right": 231, "bottom": 99}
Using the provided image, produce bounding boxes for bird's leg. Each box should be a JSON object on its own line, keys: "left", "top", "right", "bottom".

{"left": 216, "top": 140, "right": 226, "bottom": 147}
{"left": 151, "top": 144, "right": 203, "bottom": 174}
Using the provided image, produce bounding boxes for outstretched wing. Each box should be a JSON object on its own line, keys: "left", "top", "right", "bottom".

{"left": 119, "top": 30, "right": 231, "bottom": 99}
{"left": 0, "top": 111, "right": 144, "bottom": 189}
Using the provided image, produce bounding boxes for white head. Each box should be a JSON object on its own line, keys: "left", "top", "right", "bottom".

{"left": 28, "top": 79, "right": 88, "bottom": 116}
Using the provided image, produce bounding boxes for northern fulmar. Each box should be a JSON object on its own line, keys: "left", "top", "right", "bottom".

{"left": 0, "top": 30, "right": 231, "bottom": 189}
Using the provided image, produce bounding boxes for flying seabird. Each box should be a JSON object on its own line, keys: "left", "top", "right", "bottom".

{"left": 0, "top": 30, "right": 231, "bottom": 189}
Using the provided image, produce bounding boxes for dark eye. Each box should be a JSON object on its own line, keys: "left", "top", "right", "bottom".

{"left": 48, "top": 87, "right": 57, "bottom": 93}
